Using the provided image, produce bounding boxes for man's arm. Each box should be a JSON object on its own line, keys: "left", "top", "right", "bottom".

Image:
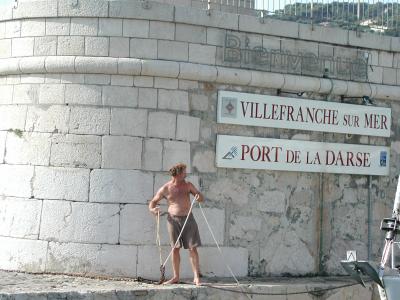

{"left": 188, "top": 182, "right": 204, "bottom": 202}
{"left": 149, "top": 186, "right": 165, "bottom": 215}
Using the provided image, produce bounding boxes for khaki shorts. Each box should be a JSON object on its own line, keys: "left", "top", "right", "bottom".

{"left": 167, "top": 213, "right": 202, "bottom": 249}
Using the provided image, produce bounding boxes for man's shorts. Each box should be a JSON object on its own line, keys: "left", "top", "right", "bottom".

{"left": 167, "top": 213, "right": 202, "bottom": 249}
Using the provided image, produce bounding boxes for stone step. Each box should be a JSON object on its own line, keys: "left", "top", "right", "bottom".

{"left": 0, "top": 270, "right": 378, "bottom": 300}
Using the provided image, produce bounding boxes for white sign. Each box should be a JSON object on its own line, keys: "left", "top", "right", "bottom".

{"left": 216, "top": 135, "right": 390, "bottom": 176}
{"left": 217, "top": 91, "right": 391, "bottom": 137}
{"left": 346, "top": 250, "right": 357, "bottom": 262}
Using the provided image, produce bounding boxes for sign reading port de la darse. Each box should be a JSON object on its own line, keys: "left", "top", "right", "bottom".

{"left": 216, "top": 135, "right": 390, "bottom": 176}
{"left": 218, "top": 91, "right": 391, "bottom": 137}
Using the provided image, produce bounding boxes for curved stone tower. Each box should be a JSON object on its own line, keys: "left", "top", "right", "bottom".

{"left": 0, "top": 0, "right": 399, "bottom": 280}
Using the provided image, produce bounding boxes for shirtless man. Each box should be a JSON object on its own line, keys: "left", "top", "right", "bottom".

{"left": 149, "top": 163, "right": 204, "bottom": 285}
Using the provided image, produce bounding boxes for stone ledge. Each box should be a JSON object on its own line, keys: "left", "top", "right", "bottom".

{"left": 0, "top": 56, "right": 400, "bottom": 101}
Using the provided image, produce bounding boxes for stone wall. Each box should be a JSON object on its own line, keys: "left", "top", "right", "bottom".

{"left": 0, "top": 0, "right": 399, "bottom": 280}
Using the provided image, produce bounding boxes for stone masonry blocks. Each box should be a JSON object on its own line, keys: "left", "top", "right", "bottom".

{"left": 99, "top": 18, "right": 122, "bottom": 36}
{"left": 0, "top": 164, "right": 34, "bottom": 198}
{"left": 110, "top": 108, "right": 147, "bottom": 137}
{"left": 158, "top": 40, "right": 188, "bottom": 61}
{"left": 158, "top": 89, "right": 189, "bottom": 111}
{"left": 57, "top": 36, "right": 84, "bottom": 56}
{"left": 138, "top": 87, "right": 157, "bottom": 108}
{"left": 69, "top": 106, "right": 110, "bottom": 135}
{"left": 176, "top": 24, "right": 206, "bottom": 44}
{"left": 0, "top": 236, "right": 47, "bottom": 273}
{"left": 46, "top": 18, "right": 70, "bottom": 35}
{"left": 149, "top": 21, "right": 175, "bottom": 40}
{"left": 102, "top": 86, "right": 138, "bottom": 107}
{"left": 65, "top": 84, "right": 102, "bottom": 105}
{"left": 12, "top": 37, "right": 34, "bottom": 57}
{"left": 0, "top": 105, "right": 27, "bottom": 131}
{"left": 123, "top": 19, "right": 149, "bottom": 38}
{"left": 0, "top": 131, "right": 6, "bottom": 162}
{"left": 120, "top": 204, "right": 157, "bottom": 245}
{"left": 40, "top": 200, "right": 119, "bottom": 244}
{"left": 33, "top": 166, "right": 90, "bottom": 201}
{"left": 70, "top": 18, "right": 98, "bottom": 36}
{"left": 89, "top": 169, "right": 153, "bottom": 204}
{"left": 162, "top": 140, "right": 191, "bottom": 172}
{"left": 5, "top": 132, "right": 51, "bottom": 166}
{"left": 85, "top": 37, "right": 109, "bottom": 57}
{"left": 102, "top": 135, "right": 142, "bottom": 169}
{"left": 0, "top": 197, "right": 42, "bottom": 239}
{"left": 0, "top": 85, "right": 13, "bottom": 104}
{"left": 0, "top": 39, "right": 11, "bottom": 58}
{"left": 143, "top": 138, "right": 163, "bottom": 171}
{"left": 25, "top": 105, "right": 70, "bottom": 133}
{"left": 109, "top": 37, "right": 129, "bottom": 57}
{"left": 176, "top": 114, "right": 200, "bottom": 142}
{"left": 58, "top": 0, "right": 108, "bottom": 17}
{"left": 192, "top": 207, "right": 225, "bottom": 245}
{"left": 46, "top": 242, "right": 137, "bottom": 277}
{"left": 130, "top": 38, "right": 157, "bottom": 59}
{"left": 21, "top": 19, "right": 45, "bottom": 37}
{"left": 147, "top": 111, "right": 176, "bottom": 139}
{"left": 189, "top": 44, "right": 216, "bottom": 65}
{"left": 50, "top": 134, "right": 101, "bottom": 169}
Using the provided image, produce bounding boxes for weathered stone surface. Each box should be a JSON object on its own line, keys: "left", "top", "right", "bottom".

{"left": 0, "top": 197, "right": 41, "bottom": 239}
{"left": 102, "top": 135, "right": 142, "bottom": 169}
{"left": 33, "top": 166, "right": 90, "bottom": 201}
{"left": 0, "top": 236, "right": 47, "bottom": 272}
{"left": 189, "top": 44, "right": 216, "bottom": 65}
{"left": 99, "top": 18, "right": 122, "bottom": 36}
{"left": 110, "top": 37, "right": 129, "bottom": 57}
{"left": 176, "top": 24, "right": 206, "bottom": 44}
{"left": 21, "top": 19, "right": 45, "bottom": 37}
{"left": 138, "top": 87, "right": 157, "bottom": 108}
{"left": 40, "top": 200, "right": 119, "bottom": 244}
{"left": 25, "top": 105, "right": 69, "bottom": 133}
{"left": 192, "top": 149, "right": 216, "bottom": 173}
{"left": 162, "top": 141, "right": 191, "bottom": 172}
{"left": 143, "top": 138, "right": 163, "bottom": 171}
{"left": 13, "top": 84, "right": 39, "bottom": 104}
{"left": 34, "top": 36, "right": 57, "bottom": 56}
{"left": 38, "top": 84, "right": 65, "bottom": 104}
{"left": 120, "top": 204, "right": 158, "bottom": 244}
{"left": 109, "top": 1, "right": 173, "bottom": 21}
{"left": 0, "top": 85, "right": 13, "bottom": 104}
{"left": 13, "top": 0, "right": 57, "bottom": 18}
{"left": 134, "top": 76, "right": 154, "bottom": 87}
{"left": 57, "top": 36, "right": 84, "bottom": 56}
{"left": 58, "top": 0, "right": 108, "bottom": 17}
{"left": 190, "top": 94, "right": 208, "bottom": 111}
{"left": 0, "top": 39, "right": 11, "bottom": 58}
{"left": 257, "top": 190, "right": 286, "bottom": 214}
{"left": 158, "top": 40, "right": 188, "bottom": 61}
{"left": 110, "top": 108, "right": 147, "bottom": 137}
{"left": 5, "top": 132, "right": 51, "bottom": 166}
{"left": 85, "top": 74, "right": 110, "bottom": 85}
{"left": 102, "top": 86, "right": 138, "bottom": 107}
{"left": 89, "top": 169, "right": 153, "bottom": 204}
{"left": 149, "top": 21, "right": 174, "bottom": 40}
{"left": 147, "top": 111, "right": 176, "bottom": 139}
{"left": 65, "top": 84, "right": 102, "bottom": 105}
{"left": 12, "top": 37, "right": 34, "bottom": 57}
{"left": 50, "top": 134, "right": 101, "bottom": 168}
{"left": 0, "top": 131, "right": 6, "bottom": 162}
{"left": 158, "top": 89, "right": 189, "bottom": 111}
{"left": 154, "top": 77, "right": 178, "bottom": 89}
{"left": 71, "top": 17, "right": 98, "bottom": 35}
{"left": 192, "top": 207, "right": 224, "bottom": 245}
{"left": 122, "top": 19, "right": 149, "bottom": 38}
{"left": 0, "top": 105, "right": 27, "bottom": 130}
{"left": 0, "top": 164, "right": 34, "bottom": 198}
{"left": 69, "top": 106, "right": 110, "bottom": 135}
{"left": 176, "top": 114, "right": 200, "bottom": 142}
{"left": 85, "top": 37, "right": 109, "bottom": 56}
{"left": 130, "top": 38, "right": 157, "bottom": 59}
{"left": 111, "top": 75, "right": 133, "bottom": 86}
{"left": 46, "top": 242, "right": 137, "bottom": 277}
{"left": 46, "top": 18, "right": 70, "bottom": 35}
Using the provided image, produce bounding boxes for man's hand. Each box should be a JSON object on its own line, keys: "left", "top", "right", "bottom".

{"left": 194, "top": 194, "right": 201, "bottom": 202}
{"left": 151, "top": 206, "right": 161, "bottom": 215}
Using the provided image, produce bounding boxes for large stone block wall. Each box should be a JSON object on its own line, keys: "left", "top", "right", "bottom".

{"left": 0, "top": 0, "right": 399, "bottom": 280}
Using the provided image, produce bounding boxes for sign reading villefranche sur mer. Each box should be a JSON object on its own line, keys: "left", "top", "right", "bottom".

{"left": 218, "top": 91, "right": 391, "bottom": 137}
{"left": 216, "top": 91, "right": 391, "bottom": 176}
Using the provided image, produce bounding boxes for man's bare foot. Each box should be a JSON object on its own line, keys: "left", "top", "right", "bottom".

{"left": 193, "top": 277, "right": 201, "bottom": 286}
{"left": 163, "top": 277, "right": 179, "bottom": 285}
